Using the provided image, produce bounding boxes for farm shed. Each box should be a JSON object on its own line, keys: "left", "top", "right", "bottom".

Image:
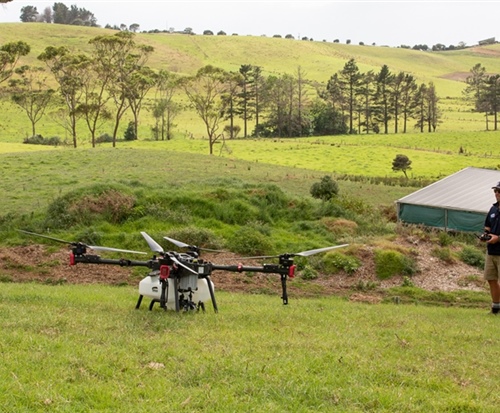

{"left": 396, "top": 167, "right": 500, "bottom": 232}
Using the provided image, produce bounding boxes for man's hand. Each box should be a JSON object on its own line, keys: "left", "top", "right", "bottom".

{"left": 487, "top": 234, "right": 499, "bottom": 244}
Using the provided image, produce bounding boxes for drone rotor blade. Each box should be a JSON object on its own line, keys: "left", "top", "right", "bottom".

{"left": 170, "top": 255, "right": 198, "bottom": 275}
{"left": 164, "top": 236, "right": 226, "bottom": 253}
{"left": 295, "top": 244, "right": 349, "bottom": 257}
{"left": 164, "top": 236, "right": 189, "bottom": 249}
{"left": 140, "top": 232, "right": 165, "bottom": 254}
{"left": 18, "top": 230, "right": 73, "bottom": 246}
{"left": 87, "top": 245, "right": 147, "bottom": 255}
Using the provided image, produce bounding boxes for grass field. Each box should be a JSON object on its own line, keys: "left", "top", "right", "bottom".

{"left": 0, "top": 284, "right": 498, "bottom": 413}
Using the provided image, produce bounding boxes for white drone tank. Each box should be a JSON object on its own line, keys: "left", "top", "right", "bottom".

{"left": 138, "top": 271, "right": 214, "bottom": 311}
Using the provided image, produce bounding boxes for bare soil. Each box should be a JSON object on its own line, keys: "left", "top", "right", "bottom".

{"left": 0, "top": 236, "right": 486, "bottom": 303}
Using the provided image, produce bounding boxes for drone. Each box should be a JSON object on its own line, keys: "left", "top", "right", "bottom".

{"left": 18, "top": 230, "right": 348, "bottom": 313}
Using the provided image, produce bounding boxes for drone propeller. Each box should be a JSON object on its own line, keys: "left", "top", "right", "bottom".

{"left": 140, "top": 231, "right": 164, "bottom": 254}
{"left": 240, "top": 244, "right": 350, "bottom": 260}
{"left": 18, "top": 230, "right": 147, "bottom": 255}
{"left": 140, "top": 232, "right": 198, "bottom": 275}
{"left": 164, "top": 236, "right": 225, "bottom": 253}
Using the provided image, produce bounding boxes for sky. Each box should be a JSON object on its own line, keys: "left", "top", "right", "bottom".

{"left": 0, "top": 0, "right": 499, "bottom": 48}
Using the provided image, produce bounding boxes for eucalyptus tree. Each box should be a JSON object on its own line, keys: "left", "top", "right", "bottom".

{"left": 127, "top": 65, "right": 157, "bottom": 139}
{"left": 9, "top": 66, "right": 55, "bottom": 137}
{"left": 0, "top": 41, "right": 31, "bottom": 85}
{"left": 182, "top": 65, "right": 230, "bottom": 154}
{"left": 38, "top": 46, "right": 91, "bottom": 147}
{"left": 89, "top": 31, "right": 153, "bottom": 146}
{"left": 151, "top": 69, "right": 180, "bottom": 140}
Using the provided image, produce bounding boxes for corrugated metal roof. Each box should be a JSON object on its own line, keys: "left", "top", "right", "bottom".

{"left": 396, "top": 167, "right": 500, "bottom": 214}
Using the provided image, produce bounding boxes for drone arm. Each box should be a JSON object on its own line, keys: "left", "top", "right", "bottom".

{"left": 211, "top": 263, "right": 291, "bottom": 275}
{"left": 71, "top": 254, "right": 152, "bottom": 268}
{"left": 211, "top": 263, "right": 295, "bottom": 305}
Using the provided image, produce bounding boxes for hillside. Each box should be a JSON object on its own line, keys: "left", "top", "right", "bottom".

{"left": 4, "top": 22, "right": 500, "bottom": 95}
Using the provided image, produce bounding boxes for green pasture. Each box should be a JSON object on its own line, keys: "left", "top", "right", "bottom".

{"left": 0, "top": 283, "right": 496, "bottom": 413}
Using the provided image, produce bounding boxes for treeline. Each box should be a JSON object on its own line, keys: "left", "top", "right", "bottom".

{"left": 19, "top": 2, "right": 97, "bottom": 26}
{"left": 1, "top": 32, "right": 442, "bottom": 152}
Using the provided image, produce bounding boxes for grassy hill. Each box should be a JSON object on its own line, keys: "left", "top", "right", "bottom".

{"left": 3, "top": 22, "right": 500, "bottom": 141}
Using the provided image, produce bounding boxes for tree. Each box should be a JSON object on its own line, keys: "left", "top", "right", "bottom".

{"left": 310, "top": 175, "right": 339, "bottom": 201}
{"left": 129, "top": 23, "right": 140, "bottom": 33}
{"left": 150, "top": 69, "right": 180, "bottom": 141}
{"left": 9, "top": 66, "right": 54, "bottom": 137}
{"left": 0, "top": 41, "right": 31, "bottom": 85}
{"left": 38, "top": 46, "right": 91, "bottom": 148}
{"left": 182, "top": 65, "right": 230, "bottom": 155}
{"left": 222, "top": 71, "right": 243, "bottom": 140}
{"left": 374, "top": 65, "right": 393, "bottom": 134}
{"left": 20, "top": 6, "right": 39, "bottom": 22}
{"left": 464, "top": 64, "right": 489, "bottom": 129}
{"left": 339, "top": 58, "right": 362, "bottom": 134}
{"left": 89, "top": 31, "right": 153, "bottom": 146}
{"left": 392, "top": 154, "right": 412, "bottom": 178}
{"left": 126, "top": 66, "right": 157, "bottom": 140}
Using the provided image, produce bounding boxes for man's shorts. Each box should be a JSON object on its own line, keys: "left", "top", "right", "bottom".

{"left": 484, "top": 254, "right": 500, "bottom": 280}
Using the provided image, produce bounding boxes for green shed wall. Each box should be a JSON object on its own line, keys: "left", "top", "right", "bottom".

{"left": 398, "top": 204, "right": 485, "bottom": 232}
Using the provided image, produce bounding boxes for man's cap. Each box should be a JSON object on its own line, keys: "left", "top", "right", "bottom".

{"left": 492, "top": 181, "right": 500, "bottom": 189}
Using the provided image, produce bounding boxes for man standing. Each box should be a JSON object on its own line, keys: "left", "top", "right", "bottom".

{"left": 482, "top": 182, "right": 500, "bottom": 314}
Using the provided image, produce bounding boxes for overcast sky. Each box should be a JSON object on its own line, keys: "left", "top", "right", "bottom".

{"left": 0, "top": 1, "right": 498, "bottom": 48}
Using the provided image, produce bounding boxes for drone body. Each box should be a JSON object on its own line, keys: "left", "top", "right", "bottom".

{"left": 19, "top": 229, "right": 348, "bottom": 313}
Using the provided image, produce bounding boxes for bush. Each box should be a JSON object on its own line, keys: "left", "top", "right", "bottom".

{"left": 166, "top": 226, "right": 224, "bottom": 250}
{"left": 459, "top": 246, "right": 485, "bottom": 269}
{"left": 124, "top": 121, "right": 137, "bottom": 141}
{"left": 226, "top": 227, "right": 273, "bottom": 256}
{"left": 374, "top": 249, "right": 418, "bottom": 280}
{"left": 23, "top": 134, "right": 62, "bottom": 146}
{"left": 310, "top": 175, "right": 339, "bottom": 201}
{"left": 322, "top": 252, "right": 361, "bottom": 275}
{"left": 96, "top": 133, "right": 114, "bottom": 143}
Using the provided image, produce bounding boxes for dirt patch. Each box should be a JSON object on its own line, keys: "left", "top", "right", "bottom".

{"left": 0, "top": 237, "right": 486, "bottom": 300}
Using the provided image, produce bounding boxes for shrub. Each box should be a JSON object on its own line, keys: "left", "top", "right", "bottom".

{"left": 374, "top": 249, "right": 418, "bottom": 280}
{"left": 322, "top": 252, "right": 361, "bottom": 275}
{"left": 23, "top": 134, "right": 62, "bottom": 146}
{"left": 300, "top": 265, "right": 319, "bottom": 280}
{"left": 124, "top": 121, "right": 137, "bottom": 141}
{"left": 459, "top": 246, "right": 485, "bottom": 269}
{"left": 310, "top": 175, "right": 339, "bottom": 201}
{"left": 227, "top": 227, "right": 273, "bottom": 256}
{"left": 166, "top": 226, "right": 224, "bottom": 250}
{"left": 431, "top": 247, "right": 456, "bottom": 264}
{"left": 96, "top": 133, "right": 114, "bottom": 143}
